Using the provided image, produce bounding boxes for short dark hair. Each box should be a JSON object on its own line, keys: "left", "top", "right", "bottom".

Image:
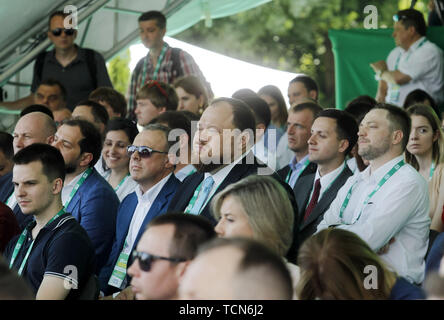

{"left": 136, "top": 81, "right": 178, "bottom": 111}
{"left": 344, "top": 95, "right": 376, "bottom": 124}
{"left": 148, "top": 212, "right": 216, "bottom": 260}
{"left": 290, "top": 75, "right": 319, "bottom": 100}
{"left": 13, "top": 143, "right": 65, "bottom": 182}
{"left": 403, "top": 89, "right": 440, "bottom": 120}
{"left": 39, "top": 78, "right": 67, "bottom": 102}
{"left": 149, "top": 111, "right": 192, "bottom": 148}
{"left": 62, "top": 119, "right": 102, "bottom": 167}
{"left": 317, "top": 109, "right": 359, "bottom": 155}
{"left": 74, "top": 100, "right": 110, "bottom": 127}
{"left": 0, "top": 132, "right": 13, "bottom": 159}
{"left": 48, "top": 10, "right": 70, "bottom": 29}
{"left": 105, "top": 118, "right": 139, "bottom": 144}
{"left": 179, "top": 110, "right": 200, "bottom": 122}
{"left": 20, "top": 104, "right": 54, "bottom": 119}
{"left": 232, "top": 89, "right": 271, "bottom": 128}
{"left": 138, "top": 10, "right": 166, "bottom": 29}
{"left": 144, "top": 123, "right": 174, "bottom": 151}
{"left": 198, "top": 237, "right": 293, "bottom": 300}
{"left": 89, "top": 87, "right": 127, "bottom": 118}
{"left": 211, "top": 97, "right": 256, "bottom": 136}
{"left": 374, "top": 103, "right": 411, "bottom": 150}
{"left": 396, "top": 9, "right": 427, "bottom": 36}
{"left": 290, "top": 102, "right": 323, "bottom": 119}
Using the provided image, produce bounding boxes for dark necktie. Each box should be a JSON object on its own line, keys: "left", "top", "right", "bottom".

{"left": 304, "top": 178, "right": 321, "bottom": 221}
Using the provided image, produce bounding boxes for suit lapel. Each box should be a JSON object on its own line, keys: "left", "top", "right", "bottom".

{"left": 301, "top": 166, "right": 353, "bottom": 229}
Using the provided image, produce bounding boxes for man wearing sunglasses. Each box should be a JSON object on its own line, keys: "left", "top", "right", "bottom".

{"left": 370, "top": 9, "right": 443, "bottom": 107}
{"left": 98, "top": 124, "right": 181, "bottom": 295}
{"left": 1, "top": 11, "right": 112, "bottom": 111}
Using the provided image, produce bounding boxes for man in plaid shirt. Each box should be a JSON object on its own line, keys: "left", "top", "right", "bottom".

{"left": 127, "top": 11, "right": 211, "bottom": 121}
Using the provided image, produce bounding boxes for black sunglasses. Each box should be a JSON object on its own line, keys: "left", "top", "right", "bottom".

{"left": 51, "top": 28, "right": 76, "bottom": 36}
{"left": 127, "top": 145, "right": 168, "bottom": 158}
{"left": 132, "top": 250, "right": 186, "bottom": 272}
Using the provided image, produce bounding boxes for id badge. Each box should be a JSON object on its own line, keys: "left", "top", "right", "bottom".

{"left": 108, "top": 248, "right": 130, "bottom": 289}
{"left": 388, "top": 85, "right": 400, "bottom": 104}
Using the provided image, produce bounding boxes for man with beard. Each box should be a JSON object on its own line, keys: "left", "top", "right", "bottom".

{"left": 98, "top": 124, "right": 180, "bottom": 295}
{"left": 0, "top": 111, "right": 56, "bottom": 230}
{"left": 52, "top": 119, "right": 119, "bottom": 273}
{"left": 167, "top": 97, "right": 297, "bottom": 237}
{"left": 317, "top": 104, "right": 430, "bottom": 285}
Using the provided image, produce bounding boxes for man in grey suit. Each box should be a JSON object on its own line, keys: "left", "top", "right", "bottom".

{"left": 294, "top": 109, "right": 358, "bottom": 245}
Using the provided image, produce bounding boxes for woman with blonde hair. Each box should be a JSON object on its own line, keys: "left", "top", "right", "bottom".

{"left": 211, "top": 175, "right": 299, "bottom": 298}
{"left": 405, "top": 104, "right": 444, "bottom": 231}
{"left": 297, "top": 228, "right": 425, "bottom": 300}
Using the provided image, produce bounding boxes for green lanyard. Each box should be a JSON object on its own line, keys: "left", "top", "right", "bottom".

{"left": 114, "top": 173, "right": 130, "bottom": 192}
{"left": 285, "top": 159, "right": 310, "bottom": 184}
{"left": 339, "top": 160, "right": 405, "bottom": 225}
{"left": 6, "top": 192, "right": 14, "bottom": 207}
{"left": 9, "top": 208, "right": 66, "bottom": 275}
{"left": 394, "top": 38, "right": 427, "bottom": 70}
{"left": 184, "top": 177, "right": 221, "bottom": 215}
{"left": 64, "top": 168, "right": 93, "bottom": 208}
{"left": 141, "top": 42, "right": 168, "bottom": 84}
{"left": 429, "top": 162, "right": 436, "bottom": 181}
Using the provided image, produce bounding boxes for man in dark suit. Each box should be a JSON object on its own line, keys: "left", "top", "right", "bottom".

{"left": 51, "top": 119, "right": 119, "bottom": 274}
{"left": 0, "top": 110, "right": 56, "bottom": 230}
{"left": 277, "top": 102, "right": 323, "bottom": 189}
{"left": 168, "top": 97, "right": 283, "bottom": 222}
{"left": 295, "top": 109, "right": 358, "bottom": 245}
{"left": 98, "top": 124, "right": 181, "bottom": 295}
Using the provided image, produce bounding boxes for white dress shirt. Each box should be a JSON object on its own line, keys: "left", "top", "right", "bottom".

{"left": 175, "top": 164, "right": 196, "bottom": 182}
{"left": 306, "top": 162, "right": 347, "bottom": 205}
{"left": 317, "top": 155, "right": 430, "bottom": 284}
{"left": 386, "top": 36, "right": 444, "bottom": 105}
{"left": 61, "top": 170, "right": 85, "bottom": 206}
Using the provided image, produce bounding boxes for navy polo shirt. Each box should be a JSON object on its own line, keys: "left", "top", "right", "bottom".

{"left": 3, "top": 212, "right": 96, "bottom": 300}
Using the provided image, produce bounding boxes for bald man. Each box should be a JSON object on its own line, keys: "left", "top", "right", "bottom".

{"left": 0, "top": 111, "right": 56, "bottom": 230}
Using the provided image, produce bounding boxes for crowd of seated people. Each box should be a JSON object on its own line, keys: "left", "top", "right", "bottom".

{"left": 1, "top": 7, "right": 444, "bottom": 301}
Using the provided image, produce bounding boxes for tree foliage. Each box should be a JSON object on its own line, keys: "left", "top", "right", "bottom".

{"left": 108, "top": 48, "right": 131, "bottom": 96}
{"left": 174, "top": 0, "right": 429, "bottom": 107}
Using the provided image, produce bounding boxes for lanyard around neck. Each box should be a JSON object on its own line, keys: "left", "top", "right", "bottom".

{"left": 286, "top": 159, "right": 310, "bottom": 184}
{"left": 184, "top": 177, "right": 221, "bottom": 215}
{"left": 429, "top": 162, "right": 436, "bottom": 181}
{"left": 394, "top": 38, "right": 427, "bottom": 70}
{"left": 339, "top": 160, "right": 405, "bottom": 225}
{"left": 64, "top": 168, "right": 93, "bottom": 208}
{"left": 142, "top": 42, "right": 168, "bottom": 84}
{"left": 9, "top": 208, "right": 66, "bottom": 275}
{"left": 114, "top": 173, "right": 130, "bottom": 192}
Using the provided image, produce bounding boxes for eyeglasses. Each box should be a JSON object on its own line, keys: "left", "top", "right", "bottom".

{"left": 132, "top": 250, "right": 186, "bottom": 272}
{"left": 393, "top": 14, "right": 408, "bottom": 22}
{"left": 127, "top": 145, "right": 168, "bottom": 158}
{"left": 51, "top": 28, "right": 76, "bottom": 36}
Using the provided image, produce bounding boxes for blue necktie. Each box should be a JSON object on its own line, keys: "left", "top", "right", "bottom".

{"left": 189, "top": 176, "right": 215, "bottom": 215}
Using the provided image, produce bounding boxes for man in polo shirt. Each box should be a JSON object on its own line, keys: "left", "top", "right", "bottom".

{"left": 371, "top": 9, "right": 444, "bottom": 106}
{"left": 98, "top": 124, "right": 181, "bottom": 295}
{"left": 52, "top": 119, "right": 119, "bottom": 273}
{"left": 0, "top": 10, "right": 112, "bottom": 111}
{"left": 4, "top": 143, "right": 95, "bottom": 300}
{"left": 277, "top": 102, "right": 323, "bottom": 189}
{"left": 317, "top": 104, "right": 430, "bottom": 284}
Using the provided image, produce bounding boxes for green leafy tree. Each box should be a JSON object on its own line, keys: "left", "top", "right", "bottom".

{"left": 107, "top": 49, "right": 131, "bottom": 96}
{"left": 175, "top": 0, "right": 429, "bottom": 107}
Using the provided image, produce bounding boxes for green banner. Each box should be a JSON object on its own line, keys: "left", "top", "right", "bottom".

{"left": 329, "top": 27, "right": 444, "bottom": 110}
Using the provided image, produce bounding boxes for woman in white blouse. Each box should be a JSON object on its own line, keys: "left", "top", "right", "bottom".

{"left": 102, "top": 118, "right": 139, "bottom": 201}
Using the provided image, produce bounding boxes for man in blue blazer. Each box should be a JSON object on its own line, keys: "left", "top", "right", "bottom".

{"left": 0, "top": 111, "right": 56, "bottom": 230}
{"left": 98, "top": 124, "right": 181, "bottom": 295}
{"left": 52, "top": 119, "right": 119, "bottom": 274}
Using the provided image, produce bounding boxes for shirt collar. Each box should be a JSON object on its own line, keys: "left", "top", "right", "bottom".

{"left": 360, "top": 155, "right": 404, "bottom": 183}
{"left": 204, "top": 151, "right": 249, "bottom": 185}
{"left": 289, "top": 154, "right": 309, "bottom": 171}
{"left": 408, "top": 36, "right": 426, "bottom": 52}
{"left": 314, "top": 161, "right": 346, "bottom": 189}
{"left": 135, "top": 173, "right": 172, "bottom": 203}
